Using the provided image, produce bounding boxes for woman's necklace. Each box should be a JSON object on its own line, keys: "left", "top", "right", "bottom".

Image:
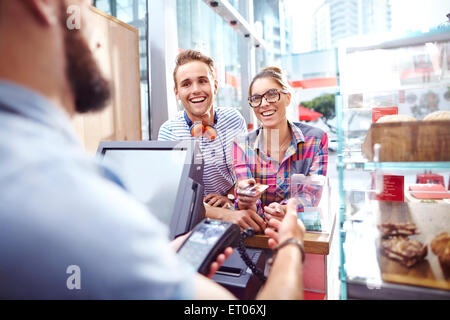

{"left": 276, "top": 134, "right": 291, "bottom": 162}
{"left": 266, "top": 132, "right": 291, "bottom": 161}
{"left": 279, "top": 134, "right": 291, "bottom": 151}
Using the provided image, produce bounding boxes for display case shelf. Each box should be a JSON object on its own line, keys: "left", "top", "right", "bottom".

{"left": 342, "top": 160, "right": 450, "bottom": 171}
{"left": 336, "top": 27, "right": 450, "bottom": 300}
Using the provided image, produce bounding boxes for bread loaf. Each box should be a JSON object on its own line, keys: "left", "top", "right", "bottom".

{"left": 423, "top": 111, "right": 450, "bottom": 121}
{"left": 376, "top": 114, "right": 416, "bottom": 123}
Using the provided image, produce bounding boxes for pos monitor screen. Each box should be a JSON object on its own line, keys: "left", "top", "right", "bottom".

{"left": 96, "top": 141, "right": 205, "bottom": 239}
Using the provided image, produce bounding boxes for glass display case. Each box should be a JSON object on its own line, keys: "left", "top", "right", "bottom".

{"left": 336, "top": 26, "right": 450, "bottom": 299}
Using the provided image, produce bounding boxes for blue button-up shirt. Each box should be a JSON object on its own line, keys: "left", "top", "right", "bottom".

{"left": 0, "top": 81, "right": 195, "bottom": 299}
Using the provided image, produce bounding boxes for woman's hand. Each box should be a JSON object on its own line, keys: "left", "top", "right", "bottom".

{"left": 263, "top": 202, "right": 286, "bottom": 224}
{"left": 236, "top": 178, "right": 261, "bottom": 211}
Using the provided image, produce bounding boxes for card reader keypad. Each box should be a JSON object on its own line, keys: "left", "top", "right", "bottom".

{"left": 177, "top": 241, "right": 209, "bottom": 266}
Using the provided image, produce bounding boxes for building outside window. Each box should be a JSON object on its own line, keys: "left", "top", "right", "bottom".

{"left": 253, "top": 0, "right": 292, "bottom": 72}
{"left": 176, "top": 0, "right": 243, "bottom": 112}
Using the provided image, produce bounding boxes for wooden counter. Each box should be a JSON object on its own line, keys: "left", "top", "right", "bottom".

{"left": 244, "top": 212, "right": 336, "bottom": 255}
{"left": 244, "top": 178, "right": 337, "bottom": 255}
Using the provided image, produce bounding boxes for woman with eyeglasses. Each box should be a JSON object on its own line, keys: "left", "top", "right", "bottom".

{"left": 232, "top": 66, "right": 328, "bottom": 227}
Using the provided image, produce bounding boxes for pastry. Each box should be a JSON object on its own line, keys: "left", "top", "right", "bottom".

{"left": 431, "top": 232, "right": 450, "bottom": 273}
{"left": 380, "top": 236, "right": 427, "bottom": 268}
{"left": 377, "top": 222, "right": 419, "bottom": 237}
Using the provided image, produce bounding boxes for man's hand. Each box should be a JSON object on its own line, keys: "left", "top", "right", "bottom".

{"left": 264, "top": 198, "right": 305, "bottom": 250}
{"left": 236, "top": 179, "right": 261, "bottom": 210}
{"left": 171, "top": 234, "right": 234, "bottom": 279}
{"left": 170, "top": 232, "right": 190, "bottom": 251}
{"left": 206, "top": 247, "right": 234, "bottom": 278}
{"left": 204, "top": 193, "right": 233, "bottom": 208}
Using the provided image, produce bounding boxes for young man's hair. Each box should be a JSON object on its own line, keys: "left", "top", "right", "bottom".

{"left": 173, "top": 49, "right": 216, "bottom": 88}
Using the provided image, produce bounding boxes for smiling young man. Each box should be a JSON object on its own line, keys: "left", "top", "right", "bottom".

{"left": 158, "top": 50, "right": 267, "bottom": 232}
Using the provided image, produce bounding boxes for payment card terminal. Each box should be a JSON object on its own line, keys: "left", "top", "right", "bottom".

{"left": 176, "top": 219, "right": 241, "bottom": 275}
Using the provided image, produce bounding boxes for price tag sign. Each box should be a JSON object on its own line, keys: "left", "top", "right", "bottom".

{"left": 372, "top": 107, "right": 398, "bottom": 123}
{"left": 375, "top": 175, "right": 404, "bottom": 202}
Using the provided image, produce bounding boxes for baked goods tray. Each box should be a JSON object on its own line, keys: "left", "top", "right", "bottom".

{"left": 362, "top": 120, "right": 450, "bottom": 162}
{"left": 374, "top": 201, "right": 450, "bottom": 290}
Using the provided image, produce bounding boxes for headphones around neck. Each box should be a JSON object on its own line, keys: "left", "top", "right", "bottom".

{"left": 184, "top": 111, "right": 233, "bottom": 179}
{"left": 184, "top": 111, "right": 218, "bottom": 140}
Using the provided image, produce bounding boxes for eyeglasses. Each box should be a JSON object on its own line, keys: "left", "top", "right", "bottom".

{"left": 248, "top": 88, "right": 288, "bottom": 108}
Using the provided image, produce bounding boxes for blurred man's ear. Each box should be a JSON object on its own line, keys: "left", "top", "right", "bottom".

{"left": 214, "top": 79, "right": 218, "bottom": 95}
{"left": 24, "top": 0, "right": 59, "bottom": 26}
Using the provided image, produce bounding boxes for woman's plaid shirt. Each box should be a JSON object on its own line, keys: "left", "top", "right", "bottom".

{"left": 232, "top": 121, "right": 328, "bottom": 210}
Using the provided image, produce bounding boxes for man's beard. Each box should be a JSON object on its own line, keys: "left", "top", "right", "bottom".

{"left": 61, "top": 6, "right": 112, "bottom": 113}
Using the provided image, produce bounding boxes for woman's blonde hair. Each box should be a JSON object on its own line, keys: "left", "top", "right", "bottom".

{"left": 248, "top": 66, "right": 290, "bottom": 96}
